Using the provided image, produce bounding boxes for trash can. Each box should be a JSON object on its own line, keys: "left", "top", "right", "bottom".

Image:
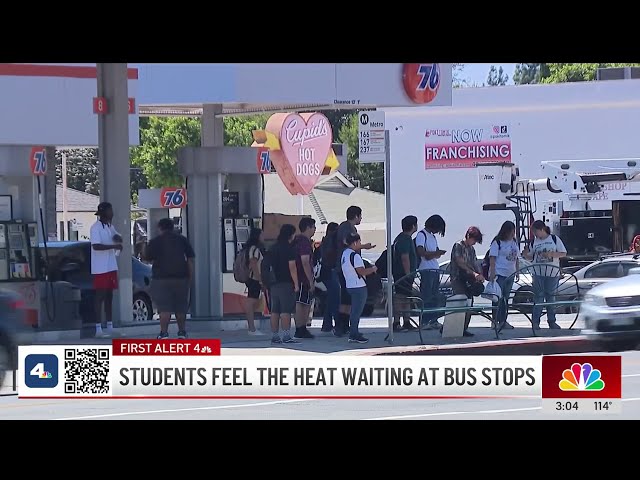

{"left": 442, "top": 294, "right": 469, "bottom": 338}
{"left": 39, "top": 281, "right": 82, "bottom": 331}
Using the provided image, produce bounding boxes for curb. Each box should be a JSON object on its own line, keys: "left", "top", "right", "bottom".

{"left": 356, "top": 335, "right": 605, "bottom": 356}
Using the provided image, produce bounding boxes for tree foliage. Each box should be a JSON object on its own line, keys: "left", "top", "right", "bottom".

{"left": 541, "top": 63, "right": 640, "bottom": 83}
{"left": 486, "top": 65, "right": 509, "bottom": 86}
{"left": 513, "top": 63, "right": 550, "bottom": 85}
{"left": 338, "top": 112, "right": 384, "bottom": 193}
{"left": 55, "top": 148, "right": 147, "bottom": 201}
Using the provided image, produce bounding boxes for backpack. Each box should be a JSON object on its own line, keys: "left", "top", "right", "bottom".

{"left": 260, "top": 247, "right": 278, "bottom": 288}
{"left": 375, "top": 249, "right": 389, "bottom": 278}
{"left": 481, "top": 240, "right": 500, "bottom": 279}
{"left": 233, "top": 247, "right": 251, "bottom": 283}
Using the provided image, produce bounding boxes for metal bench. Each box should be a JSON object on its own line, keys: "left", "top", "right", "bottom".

{"left": 499, "top": 264, "right": 584, "bottom": 336}
{"left": 388, "top": 269, "right": 500, "bottom": 344}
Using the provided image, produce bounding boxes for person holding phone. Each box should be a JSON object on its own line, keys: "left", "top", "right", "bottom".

{"left": 415, "top": 215, "right": 447, "bottom": 329}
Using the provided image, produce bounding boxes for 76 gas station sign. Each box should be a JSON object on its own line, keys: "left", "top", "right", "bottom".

{"left": 160, "top": 187, "right": 187, "bottom": 208}
{"left": 30, "top": 146, "right": 47, "bottom": 176}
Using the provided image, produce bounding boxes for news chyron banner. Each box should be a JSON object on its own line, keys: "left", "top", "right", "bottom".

{"left": 17, "top": 341, "right": 622, "bottom": 414}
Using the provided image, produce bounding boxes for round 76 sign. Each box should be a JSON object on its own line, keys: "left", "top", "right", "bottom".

{"left": 160, "top": 187, "right": 187, "bottom": 208}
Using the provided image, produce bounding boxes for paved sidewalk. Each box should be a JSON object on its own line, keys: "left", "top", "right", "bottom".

{"left": 12, "top": 313, "right": 586, "bottom": 355}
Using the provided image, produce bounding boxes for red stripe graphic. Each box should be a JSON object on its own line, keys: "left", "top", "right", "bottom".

{"left": 0, "top": 64, "right": 138, "bottom": 79}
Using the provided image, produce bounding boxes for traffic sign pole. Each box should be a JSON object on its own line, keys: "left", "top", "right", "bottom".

{"left": 384, "top": 130, "right": 394, "bottom": 344}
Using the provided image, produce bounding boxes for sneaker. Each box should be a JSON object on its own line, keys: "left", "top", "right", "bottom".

{"left": 426, "top": 321, "right": 441, "bottom": 330}
{"left": 548, "top": 322, "right": 561, "bottom": 329}
{"left": 177, "top": 331, "right": 188, "bottom": 339}
{"left": 332, "top": 328, "right": 344, "bottom": 337}
{"left": 348, "top": 335, "right": 369, "bottom": 344}
{"left": 271, "top": 335, "right": 282, "bottom": 344}
{"left": 402, "top": 322, "right": 417, "bottom": 331}
{"left": 320, "top": 327, "right": 333, "bottom": 334}
{"left": 157, "top": 332, "right": 169, "bottom": 340}
{"left": 248, "top": 329, "right": 266, "bottom": 336}
{"left": 501, "top": 321, "right": 515, "bottom": 330}
{"left": 294, "top": 328, "right": 315, "bottom": 340}
{"left": 531, "top": 323, "right": 541, "bottom": 330}
{"left": 463, "top": 330, "right": 474, "bottom": 337}
{"left": 283, "top": 335, "right": 301, "bottom": 344}
{"left": 393, "top": 323, "right": 403, "bottom": 332}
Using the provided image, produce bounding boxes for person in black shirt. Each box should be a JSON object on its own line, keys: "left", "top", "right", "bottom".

{"left": 267, "top": 224, "right": 300, "bottom": 345}
{"left": 144, "top": 217, "right": 195, "bottom": 340}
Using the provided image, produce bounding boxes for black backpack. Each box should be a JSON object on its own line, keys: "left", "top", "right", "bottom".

{"left": 481, "top": 240, "right": 501, "bottom": 279}
{"left": 260, "top": 247, "right": 278, "bottom": 288}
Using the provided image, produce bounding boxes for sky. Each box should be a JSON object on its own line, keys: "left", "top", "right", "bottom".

{"left": 460, "top": 63, "right": 518, "bottom": 86}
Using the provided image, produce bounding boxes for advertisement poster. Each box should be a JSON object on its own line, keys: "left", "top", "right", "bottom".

{"left": 425, "top": 125, "right": 512, "bottom": 169}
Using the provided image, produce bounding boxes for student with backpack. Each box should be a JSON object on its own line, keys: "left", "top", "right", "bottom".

{"left": 522, "top": 220, "right": 567, "bottom": 330}
{"left": 261, "top": 224, "right": 301, "bottom": 344}
{"left": 319, "top": 222, "right": 340, "bottom": 333}
{"left": 391, "top": 216, "right": 418, "bottom": 331}
{"left": 485, "top": 221, "right": 520, "bottom": 330}
{"left": 234, "top": 227, "right": 267, "bottom": 336}
{"left": 415, "top": 215, "right": 447, "bottom": 329}
{"left": 341, "top": 233, "right": 378, "bottom": 343}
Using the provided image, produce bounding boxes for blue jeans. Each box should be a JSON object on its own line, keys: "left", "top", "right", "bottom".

{"left": 322, "top": 269, "right": 340, "bottom": 330}
{"left": 532, "top": 275, "right": 560, "bottom": 325}
{"left": 347, "top": 287, "right": 368, "bottom": 338}
{"left": 493, "top": 275, "right": 514, "bottom": 325}
{"left": 420, "top": 270, "right": 440, "bottom": 325}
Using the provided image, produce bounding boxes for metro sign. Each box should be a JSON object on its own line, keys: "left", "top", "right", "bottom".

{"left": 29, "top": 147, "right": 47, "bottom": 176}
{"left": 160, "top": 187, "right": 187, "bottom": 208}
{"left": 257, "top": 147, "right": 271, "bottom": 174}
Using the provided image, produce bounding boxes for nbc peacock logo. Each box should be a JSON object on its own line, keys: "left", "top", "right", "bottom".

{"left": 559, "top": 363, "right": 605, "bottom": 391}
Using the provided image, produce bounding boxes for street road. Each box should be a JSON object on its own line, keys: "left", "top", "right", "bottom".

{"left": 1, "top": 351, "right": 639, "bottom": 420}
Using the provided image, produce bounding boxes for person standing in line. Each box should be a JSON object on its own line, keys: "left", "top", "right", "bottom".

{"left": 90, "top": 202, "right": 123, "bottom": 339}
{"left": 415, "top": 215, "right": 447, "bottom": 329}
{"left": 523, "top": 220, "right": 567, "bottom": 330}
{"left": 320, "top": 222, "right": 340, "bottom": 333}
{"left": 242, "top": 227, "right": 266, "bottom": 336}
{"left": 450, "top": 226, "right": 485, "bottom": 337}
{"left": 392, "top": 215, "right": 418, "bottom": 331}
{"left": 341, "top": 233, "right": 378, "bottom": 344}
{"left": 267, "top": 224, "right": 301, "bottom": 344}
{"left": 334, "top": 206, "right": 375, "bottom": 336}
{"left": 144, "top": 217, "right": 195, "bottom": 339}
{"left": 487, "top": 220, "right": 520, "bottom": 330}
{"left": 292, "top": 217, "right": 317, "bottom": 340}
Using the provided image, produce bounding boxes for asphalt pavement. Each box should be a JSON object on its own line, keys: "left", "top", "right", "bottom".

{"left": 2, "top": 350, "right": 639, "bottom": 420}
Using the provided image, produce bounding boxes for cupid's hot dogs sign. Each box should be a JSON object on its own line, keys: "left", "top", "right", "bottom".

{"left": 261, "top": 112, "right": 336, "bottom": 195}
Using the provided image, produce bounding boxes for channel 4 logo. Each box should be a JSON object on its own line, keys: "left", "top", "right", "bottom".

{"left": 24, "top": 354, "right": 59, "bottom": 388}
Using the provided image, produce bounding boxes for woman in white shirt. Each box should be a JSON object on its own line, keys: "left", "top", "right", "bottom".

{"left": 522, "top": 220, "right": 567, "bottom": 330}
{"left": 341, "top": 233, "right": 378, "bottom": 344}
{"left": 488, "top": 221, "right": 520, "bottom": 330}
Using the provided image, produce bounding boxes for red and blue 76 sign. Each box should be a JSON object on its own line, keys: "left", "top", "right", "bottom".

{"left": 257, "top": 147, "right": 271, "bottom": 174}
{"left": 30, "top": 147, "right": 47, "bottom": 176}
{"left": 160, "top": 187, "right": 187, "bottom": 208}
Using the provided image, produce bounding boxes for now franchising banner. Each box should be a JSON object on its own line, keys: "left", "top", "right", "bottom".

{"left": 425, "top": 124, "right": 512, "bottom": 169}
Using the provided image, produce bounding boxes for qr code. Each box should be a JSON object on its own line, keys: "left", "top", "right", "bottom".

{"left": 64, "top": 348, "right": 110, "bottom": 395}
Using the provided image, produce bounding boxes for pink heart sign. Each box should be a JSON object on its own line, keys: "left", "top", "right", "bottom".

{"left": 266, "top": 112, "right": 333, "bottom": 195}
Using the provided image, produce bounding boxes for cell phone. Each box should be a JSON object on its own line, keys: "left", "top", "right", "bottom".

{"left": 438, "top": 249, "right": 447, "bottom": 254}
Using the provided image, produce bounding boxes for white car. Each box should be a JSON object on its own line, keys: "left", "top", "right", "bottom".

{"left": 579, "top": 267, "right": 640, "bottom": 352}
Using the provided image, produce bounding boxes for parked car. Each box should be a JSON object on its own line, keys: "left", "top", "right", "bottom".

{"left": 0, "top": 288, "right": 27, "bottom": 388}
{"left": 36, "top": 241, "right": 154, "bottom": 323}
{"left": 580, "top": 267, "right": 640, "bottom": 352}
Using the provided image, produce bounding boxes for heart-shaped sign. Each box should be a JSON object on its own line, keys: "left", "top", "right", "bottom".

{"left": 266, "top": 112, "right": 333, "bottom": 195}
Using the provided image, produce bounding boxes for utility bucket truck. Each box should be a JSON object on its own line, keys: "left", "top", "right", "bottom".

{"left": 476, "top": 159, "right": 640, "bottom": 266}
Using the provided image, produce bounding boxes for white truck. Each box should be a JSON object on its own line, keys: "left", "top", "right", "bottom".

{"left": 383, "top": 74, "right": 640, "bottom": 261}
